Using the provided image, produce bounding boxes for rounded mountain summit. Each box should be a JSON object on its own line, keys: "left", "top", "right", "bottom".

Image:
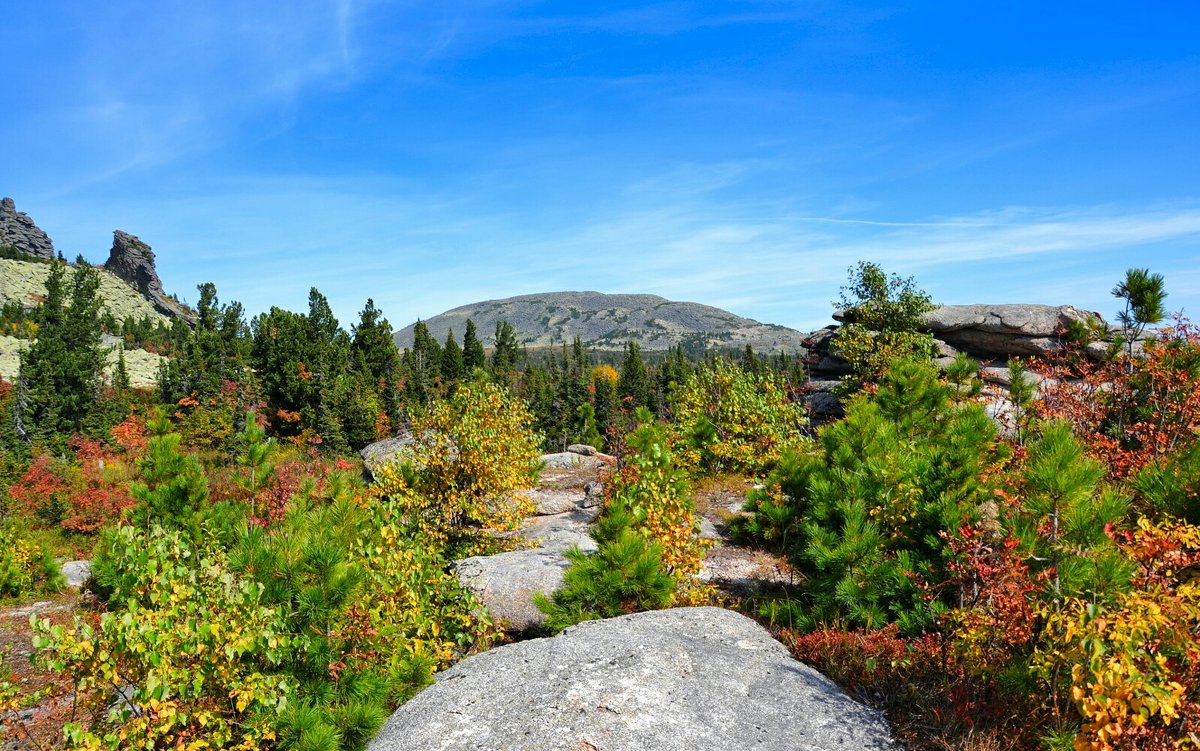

{"left": 393, "top": 292, "right": 808, "bottom": 353}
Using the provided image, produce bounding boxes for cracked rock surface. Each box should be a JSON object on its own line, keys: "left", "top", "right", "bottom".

{"left": 368, "top": 607, "right": 897, "bottom": 751}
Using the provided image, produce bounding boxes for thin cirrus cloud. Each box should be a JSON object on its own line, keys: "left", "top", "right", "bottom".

{"left": 102, "top": 177, "right": 1200, "bottom": 335}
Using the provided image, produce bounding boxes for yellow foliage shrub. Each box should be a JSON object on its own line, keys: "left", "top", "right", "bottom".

{"left": 371, "top": 381, "right": 541, "bottom": 551}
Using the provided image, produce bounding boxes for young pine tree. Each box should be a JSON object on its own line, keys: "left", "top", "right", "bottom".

{"left": 535, "top": 497, "right": 675, "bottom": 633}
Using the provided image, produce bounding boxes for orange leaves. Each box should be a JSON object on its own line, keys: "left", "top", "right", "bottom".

{"left": 276, "top": 408, "right": 302, "bottom": 424}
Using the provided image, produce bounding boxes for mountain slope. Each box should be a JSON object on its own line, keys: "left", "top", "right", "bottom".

{"left": 0, "top": 258, "right": 174, "bottom": 325}
{"left": 0, "top": 258, "right": 173, "bottom": 387}
{"left": 393, "top": 291, "right": 807, "bottom": 353}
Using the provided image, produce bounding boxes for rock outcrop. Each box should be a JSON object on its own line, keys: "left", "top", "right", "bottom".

{"left": 367, "top": 607, "right": 897, "bottom": 751}
{"left": 453, "top": 549, "right": 576, "bottom": 633}
{"left": 0, "top": 197, "right": 56, "bottom": 261}
{"left": 455, "top": 485, "right": 599, "bottom": 632}
{"left": 359, "top": 433, "right": 417, "bottom": 479}
{"left": 103, "top": 230, "right": 194, "bottom": 324}
{"left": 920, "top": 304, "right": 1106, "bottom": 358}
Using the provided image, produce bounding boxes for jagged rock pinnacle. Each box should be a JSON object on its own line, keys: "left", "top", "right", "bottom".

{"left": 0, "top": 196, "right": 56, "bottom": 261}
{"left": 104, "top": 230, "right": 195, "bottom": 324}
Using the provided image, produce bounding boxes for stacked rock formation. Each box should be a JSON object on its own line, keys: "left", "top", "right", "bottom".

{"left": 103, "top": 230, "right": 195, "bottom": 324}
{"left": 0, "top": 197, "right": 56, "bottom": 260}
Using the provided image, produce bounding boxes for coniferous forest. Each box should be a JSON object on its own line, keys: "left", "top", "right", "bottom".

{"left": 2, "top": 256, "right": 1200, "bottom": 751}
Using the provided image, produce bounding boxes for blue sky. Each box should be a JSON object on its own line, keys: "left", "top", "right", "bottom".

{"left": 3, "top": 1, "right": 1199, "bottom": 333}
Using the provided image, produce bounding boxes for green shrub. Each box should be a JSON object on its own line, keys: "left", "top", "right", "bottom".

{"left": 0, "top": 523, "right": 63, "bottom": 597}
{"left": 833, "top": 261, "right": 936, "bottom": 390}
{"left": 35, "top": 524, "right": 293, "bottom": 750}
{"left": 612, "top": 409, "right": 708, "bottom": 576}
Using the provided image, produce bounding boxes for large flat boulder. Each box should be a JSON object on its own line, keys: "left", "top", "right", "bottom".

{"left": 921, "top": 304, "right": 1106, "bottom": 358}
{"left": 367, "top": 607, "right": 897, "bottom": 751}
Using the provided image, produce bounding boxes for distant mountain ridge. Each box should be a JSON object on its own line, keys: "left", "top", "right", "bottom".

{"left": 393, "top": 291, "right": 808, "bottom": 353}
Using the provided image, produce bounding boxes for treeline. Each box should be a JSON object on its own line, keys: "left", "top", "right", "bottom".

{"left": 3, "top": 257, "right": 806, "bottom": 461}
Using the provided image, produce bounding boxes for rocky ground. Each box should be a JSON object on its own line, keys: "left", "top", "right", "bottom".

{"left": 0, "top": 588, "right": 87, "bottom": 750}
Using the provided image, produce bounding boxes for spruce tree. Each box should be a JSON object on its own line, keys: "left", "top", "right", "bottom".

{"left": 490, "top": 320, "right": 521, "bottom": 378}
{"left": 462, "top": 318, "right": 486, "bottom": 373}
{"left": 618, "top": 341, "right": 652, "bottom": 412}
{"left": 441, "top": 329, "right": 464, "bottom": 383}
{"left": 17, "top": 257, "right": 108, "bottom": 442}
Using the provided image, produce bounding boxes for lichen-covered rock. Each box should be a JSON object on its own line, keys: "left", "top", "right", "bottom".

{"left": 368, "top": 607, "right": 897, "bottom": 751}
{"left": 0, "top": 197, "right": 56, "bottom": 261}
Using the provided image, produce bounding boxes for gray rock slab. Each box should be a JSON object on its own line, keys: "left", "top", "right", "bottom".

{"left": 922, "top": 304, "right": 1105, "bottom": 336}
{"left": 61, "top": 560, "right": 91, "bottom": 589}
{"left": 368, "top": 607, "right": 897, "bottom": 751}
{"left": 566, "top": 443, "right": 598, "bottom": 456}
{"left": 517, "top": 509, "right": 601, "bottom": 553}
{"left": 540, "top": 451, "right": 602, "bottom": 471}
{"left": 921, "top": 304, "right": 1108, "bottom": 358}
{"left": 453, "top": 550, "right": 572, "bottom": 632}
{"left": 520, "top": 487, "right": 583, "bottom": 516}
{"left": 359, "top": 434, "right": 417, "bottom": 478}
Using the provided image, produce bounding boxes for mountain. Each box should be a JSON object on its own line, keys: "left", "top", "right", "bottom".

{"left": 393, "top": 291, "right": 808, "bottom": 353}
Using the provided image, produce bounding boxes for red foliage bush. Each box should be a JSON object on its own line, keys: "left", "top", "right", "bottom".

{"left": 1034, "top": 318, "right": 1200, "bottom": 478}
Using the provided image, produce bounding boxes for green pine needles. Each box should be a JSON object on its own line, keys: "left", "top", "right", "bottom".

{"left": 535, "top": 498, "right": 675, "bottom": 634}
{"left": 743, "top": 359, "right": 1001, "bottom": 633}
